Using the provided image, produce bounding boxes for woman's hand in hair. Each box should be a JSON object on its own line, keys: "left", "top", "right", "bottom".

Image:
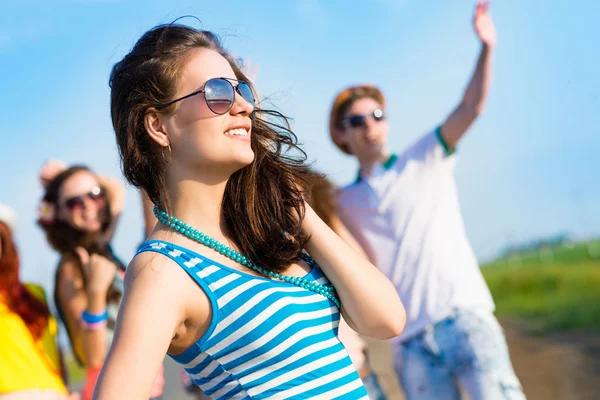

{"left": 301, "top": 204, "right": 406, "bottom": 340}
{"left": 97, "top": 176, "right": 126, "bottom": 217}
{"left": 39, "top": 159, "right": 68, "bottom": 188}
{"left": 75, "top": 247, "right": 117, "bottom": 302}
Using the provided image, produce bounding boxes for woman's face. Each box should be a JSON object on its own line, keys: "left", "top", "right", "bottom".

{"left": 159, "top": 48, "right": 255, "bottom": 177}
{"left": 57, "top": 171, "right": 106, "bottom": 232}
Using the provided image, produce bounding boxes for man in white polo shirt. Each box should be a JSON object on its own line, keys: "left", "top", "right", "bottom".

{"left": 329, "top": 2, "right": 524, "bottom": 399}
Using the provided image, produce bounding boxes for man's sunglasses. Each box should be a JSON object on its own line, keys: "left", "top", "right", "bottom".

{"left": 344, "top": 108, "right": 386, "bottom": 129}
{"left": 156, "top": 77, "right": 255, "bottom": 115}
{"left": 64, "top": 186, "right": 106, "bottom": 211}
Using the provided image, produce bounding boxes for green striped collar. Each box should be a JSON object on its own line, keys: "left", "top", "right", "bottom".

{"left": 435, "top": 126, "right": 454, "bottom": 156}
{"left": 355, "top": 153, "right": 398, "bottom": 184}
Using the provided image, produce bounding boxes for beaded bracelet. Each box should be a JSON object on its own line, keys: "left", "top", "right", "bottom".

{"left": 81, "top": 310, "right": 109, "bottom": 324}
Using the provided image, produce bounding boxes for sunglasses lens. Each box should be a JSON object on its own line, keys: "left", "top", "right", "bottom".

{"left": 64, "top": 187, "right": 105, "bottom": 210}
{"left": 348, "top": 115, "right": 366, "bottom": 128}
{"left": 236, "top": 82, "right": 255, "bottom": 110}
{"left": 373, "top": 109, "right": 385, "bottom": 121}
{"left": 65, "top": 197, "right": 84, "bottom": 210}
{"left": 205, "top": 78, "right": 235, "bottom": 114}
{"left": 89, "top": 187, "right": 105, "bottom": 201}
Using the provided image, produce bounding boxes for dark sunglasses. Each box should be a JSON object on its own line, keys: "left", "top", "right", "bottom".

{"left": 344, "top": 108, "right": 386, "bottom": 129}
{"left": 156, "top": 77, "right": 255, "bottom": 115}
{"left": 64, "top": 186, "right": 106, "bottom": 211}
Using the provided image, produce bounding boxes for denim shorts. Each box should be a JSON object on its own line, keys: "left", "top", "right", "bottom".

{"left": 362, "top": 371, "right": 387, "bottom": 400}
{"left": 394, "top": 308, "right": 525, "bottom": 400}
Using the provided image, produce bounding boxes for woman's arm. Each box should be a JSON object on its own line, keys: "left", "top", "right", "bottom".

{"left": 93, "top": 252, "right": 209, "bottom": 400}
{"left": 56, "top": 255, "right": 111, "bottom": 367}
{"left": 303, "top": 205, "right": 405, "bottom": 339}
{"left": 328, "top": 214, "right": 369, "bottom": 261}
{"left": 98, "top": 176, "right": 126, "bottom": 242}
{"left": 39, "top": 159, "right": 68, "bottom": 188}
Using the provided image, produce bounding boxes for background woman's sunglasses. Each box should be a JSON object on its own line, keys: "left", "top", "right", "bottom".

{"left": 345, "top": 108, "right": 386, "bottom": 128}
{"left": 64, "top": 186, "right": 106, "bottom": 210}
{"left": 157, "top": 77, "right": 255, "bottom": 115}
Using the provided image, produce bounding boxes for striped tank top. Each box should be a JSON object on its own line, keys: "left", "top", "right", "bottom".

{"left": 137, "top": 240, "right": 368, "bottom": 399}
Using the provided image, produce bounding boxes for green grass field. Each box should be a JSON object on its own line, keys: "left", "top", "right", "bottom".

{"left": 482, "top": 240, "right": 600, "bottom": 332}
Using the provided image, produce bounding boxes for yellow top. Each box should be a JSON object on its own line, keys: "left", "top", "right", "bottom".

{"left": 0, "top": 284, "right": 67, "bottom": 394}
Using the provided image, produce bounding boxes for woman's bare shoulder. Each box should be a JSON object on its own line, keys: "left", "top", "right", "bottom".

{"left": 124, "top": 250, "right": 212, "bottom": 319}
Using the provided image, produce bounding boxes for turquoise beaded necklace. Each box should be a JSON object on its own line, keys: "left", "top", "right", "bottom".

{"left": 153, "top": 206, "right": 340, "bottom": 308}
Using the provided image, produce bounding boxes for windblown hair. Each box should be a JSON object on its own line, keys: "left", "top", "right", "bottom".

{"left": 302, "top": 170, "right": 338, "bottom": 229}
{"left": 109, "top": 22, "right": 310, "bottom": 273}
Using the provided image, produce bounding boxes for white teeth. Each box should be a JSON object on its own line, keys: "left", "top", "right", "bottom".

{"left": 224, "top": 128, "right": 248, "bottom": 137}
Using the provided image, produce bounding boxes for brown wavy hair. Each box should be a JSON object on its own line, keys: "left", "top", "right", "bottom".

{"left": 303, "top": 170, "right": 338, "bottom": 229}
{"left": 0, "top": 222, "right": 50, "bottom": 340}
{"left": 110, "top": 22, "right": 310, "bottom": 273}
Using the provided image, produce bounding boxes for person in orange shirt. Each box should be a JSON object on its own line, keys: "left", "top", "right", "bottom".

{"left": 0, "top": 203, "right": 76, "bottom": 400}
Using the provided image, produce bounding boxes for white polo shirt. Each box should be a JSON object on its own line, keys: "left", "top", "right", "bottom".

{"left": 337, "top": 128, "right": 494, "bottom": 343}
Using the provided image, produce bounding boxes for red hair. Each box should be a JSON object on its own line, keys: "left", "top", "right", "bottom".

{"left": 0, "top": 222, "right": 50, "bottom": 340}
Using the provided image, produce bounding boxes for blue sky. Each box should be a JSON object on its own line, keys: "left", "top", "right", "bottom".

{"left": 1, "top": 0, "right": 598, "bottom": 290}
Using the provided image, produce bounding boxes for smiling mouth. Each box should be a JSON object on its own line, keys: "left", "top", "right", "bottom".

{"left": 82, "top": 213, "right": 98, "bottom": 222}
{"left": 224, "top": 127, "right": 250, "bottom": 141}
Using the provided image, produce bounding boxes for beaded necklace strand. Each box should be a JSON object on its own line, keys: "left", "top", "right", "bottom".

{"left": 153, "top": 206, "right": 340, "bottom": 308}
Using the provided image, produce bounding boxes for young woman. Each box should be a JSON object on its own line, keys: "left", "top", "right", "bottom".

{"left": 94, "top": 22, "right": 405, "bottom": 400}
{"left": 37, "top": 162, "right": 164, "bottom": 400}
{"left": 0, "top": 203, "right": 73, "bottom": 400}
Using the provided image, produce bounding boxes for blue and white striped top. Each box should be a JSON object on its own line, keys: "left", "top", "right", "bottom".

{"left": 137, "top": 240, "right": 368, "bottom": 399}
